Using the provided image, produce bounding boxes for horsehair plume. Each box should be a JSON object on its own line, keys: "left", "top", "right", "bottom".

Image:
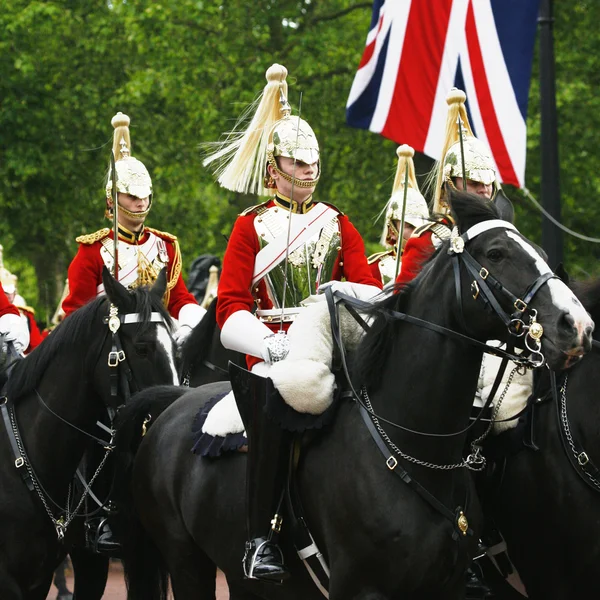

{"left": 111, "top": 112, "right": 132, "bottom": 161}
{"left": 203, "top": 64, "right": 289, "bottom": 195}
{"left": 427, "top": 88, "right": 475, "bottom": 213}
{"left": 392, "top": 144, "right": 418, "bottom": 195}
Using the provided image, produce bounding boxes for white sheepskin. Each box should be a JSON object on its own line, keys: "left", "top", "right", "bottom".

{"left": 476, "top": 346, "right": 533, "bottom": 435}
{"left": 202, "top": 390, "right": 245, "bottom": 437}
{"left": 269, "top": 298, "right": 369, "bottom": 414}
{"left": 202, "top": 362, "right": 272, "bottom": 437}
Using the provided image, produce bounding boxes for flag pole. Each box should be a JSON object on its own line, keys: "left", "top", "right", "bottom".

{"left": 539, "top": 0, "right": 563, "bottom": 267}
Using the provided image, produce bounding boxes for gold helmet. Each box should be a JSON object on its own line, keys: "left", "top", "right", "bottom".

{"left": 204, "top": 64, "right": 320, "bottom": 196}
{"left": 431, "top": 89, "right": 498, "bottom": 214}
{"left": 380, "top": 145, "right": 429, "bottom": 247}
{"left": 105, "top": 112, "right": 153, "bottom": 220}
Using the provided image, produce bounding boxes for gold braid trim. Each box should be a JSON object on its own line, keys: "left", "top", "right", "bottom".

{"left": 240, "top": 200, "right": 270, "bottom": 216}
{"left": 144, "top": 227, "right": 178, "bottom": 243}
{"left": 367, "top": 250, "right": 395, "bottom": 265}
{"left": 76, "top": 228, "right": 111, "bottom": 245}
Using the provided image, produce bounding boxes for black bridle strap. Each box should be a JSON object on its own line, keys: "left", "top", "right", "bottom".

{"left": 333, "top": 292, "right": 530, "bottom": 364}
{"left": 358, "top": 404, "right": 473, "bottom": 538}
{"left": 0, "top": 398, "right": 34, "bottom": 491}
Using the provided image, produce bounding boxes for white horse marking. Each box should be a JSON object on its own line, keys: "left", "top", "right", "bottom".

{"left": 156, "top": 323, "right": 179, "bottom": 384}
{"left": 506, "top": 231, "right": 593, "bottom": 336}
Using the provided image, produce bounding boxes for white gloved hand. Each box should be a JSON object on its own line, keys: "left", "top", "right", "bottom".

{"left": 0, "top": 313, "right": 30, "bottom": 354}
{"left": 173, "top": 303, "right": 207, "bottom": 348}
{"left": 220, "top": 310, "right": 288, "bottom": 363}
{"left": 173, "top": 324, "right": 192, "bottom": 348}
{"left": 318, "top": 281, "right": 381, "bottom": 301}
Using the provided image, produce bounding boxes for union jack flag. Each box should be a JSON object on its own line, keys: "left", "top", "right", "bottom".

{"left": 346, "top": 0, "right": 540, "bottom": 187}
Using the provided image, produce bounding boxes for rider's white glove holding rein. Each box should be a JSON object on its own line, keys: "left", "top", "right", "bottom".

{"left": 220, "top": 310, "right": 290, "bottom": 364}
{"left": 173, "top": 303, "right": 207, "bottom": 348}
{"left": 0, "top": 313, "right": 30, "bottom": 355}
{"left": 317, "top": 281, "right": 382, "bottom": 302}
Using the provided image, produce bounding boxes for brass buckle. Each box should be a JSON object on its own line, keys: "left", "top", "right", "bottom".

{"left": 578, "top": 452, "right": 589, "bottom": 466}
{"left": 15, "top": 457, "right": 24, "bottom": 468}
{"left": 270, "top": 514, "right": 283, "bottom": 533}
{"left": 386, "top": 456, "right": 398, "bottom": 470}
{"left": 108, "top": 351, "right": 119, "bottom": 367}
{"left": 471, "top": 281, "right": 480, "bottom": 300}
{"left": 514, "top": 299, "right": 527, "bottom": 312}
{"left": 479, "top": 267, "right": 489, "bottom": 280}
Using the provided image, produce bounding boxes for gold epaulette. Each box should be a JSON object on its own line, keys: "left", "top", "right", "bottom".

{"left": 76, "top": 228, "right": 111, "bottom": 245}
{"left": 145, "top": 227, "right": 177, "bottom": 243}
{"left": 17, "top": 304, "right": 35, "bottom": 315}
{"left": 412, "top": 221, "right": 452, "bottom": 239}
{"left": 367, "top": 250, "right": 395, "bottom": 265}
{"left": 240, "top": 200, "right": 271, "bottom": 217}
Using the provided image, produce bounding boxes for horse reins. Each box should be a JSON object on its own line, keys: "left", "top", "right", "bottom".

{"left": 326, "top": 219, "right": 558, "bottom": 538}
{"left": 0, "top": 304, "right": 168, "bottom": 540}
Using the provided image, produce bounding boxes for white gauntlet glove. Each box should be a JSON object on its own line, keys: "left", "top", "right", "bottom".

{"left": 174, "top": 303, "right": 207, "bottom": 348}
{"left": 0, "top": 313, "right": 30, "bottom": 354}
{"left": 220, "top": 310, "right": 289, "bottom": 363}
{"left": 318, "top": 281, "right": 381, "bottom": 301}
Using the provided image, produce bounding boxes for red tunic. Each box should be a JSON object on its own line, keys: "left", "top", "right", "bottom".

{"left": 62, "top": 227, "right": 197, "bottom": 318}
{"left": 395, "top": 231, "right": 435, "bottom": 286}
{"left": 19, "top": 307, "right": 46, "bottom": 353}
{"left": 0, "top": 282, "right": 19, "bottom": 318}
{"left": 217, "top": 200, "right": 382, "bottom": 368}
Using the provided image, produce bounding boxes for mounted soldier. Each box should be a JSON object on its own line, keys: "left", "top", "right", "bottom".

{"left": 61, "top": 112, "right": 205, "bottom": 555}
{"left": 368, "top": 145, "right": 429, "bottom": 287}
{"left": 397, "top": 88, "right": 514, "bottom": 286}
{"left": 62, "top": 112, "right": 205, "bottom": 346}
{"left": 0, "top": 265, "right": 45, "bottom": 354}
{"left": 0, "top": 245, "right": 30, "bottom": 367}
{"left": 203, "top": 63, "right": 381, "bottom": 583}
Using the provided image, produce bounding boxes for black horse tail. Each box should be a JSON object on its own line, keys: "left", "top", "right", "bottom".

{"left": 113, "top": 385, "right": 188, "bottom": 600}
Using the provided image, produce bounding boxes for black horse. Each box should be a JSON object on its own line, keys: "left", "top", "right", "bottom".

{"left": 480, "top": 276, "right": 600, "bottom": 599}
{"left": 116, "top": 190, "right": 593, "bottom": 600}
{"left": 179, "top": 296, "right": 244, "bottom": 387}
{"left": 0, "top": 269, "right": 179, "bottom": 600}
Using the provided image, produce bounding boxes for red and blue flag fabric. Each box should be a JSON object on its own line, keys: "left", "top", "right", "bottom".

{"left": 346, "top": 0, "right": 540, "bottom": 187}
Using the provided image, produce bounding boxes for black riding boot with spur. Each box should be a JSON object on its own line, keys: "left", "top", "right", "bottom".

{"left": 231, "top": 364, "right": 291, "bottom": 584}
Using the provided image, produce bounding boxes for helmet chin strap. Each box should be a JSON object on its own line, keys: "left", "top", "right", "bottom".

{"left": 118, "top": 204, "right": 151, "bottom": 220}
{"left": 267, "top": 154, "right": 320, "bottom": 189}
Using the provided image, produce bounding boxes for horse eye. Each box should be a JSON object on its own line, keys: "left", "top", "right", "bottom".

{"left": 487, "top": 249, "right": 504, "bottom": 263}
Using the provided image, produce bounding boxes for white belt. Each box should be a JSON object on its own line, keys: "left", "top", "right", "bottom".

{"left": 257, "top": 307, "right": 303, "bottom": 323}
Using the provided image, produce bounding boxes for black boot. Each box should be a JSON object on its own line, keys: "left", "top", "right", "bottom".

{"left": 465, "top": 562, "right": 494, "bottom": 599}
{"left": 231, "top": 364, "right": 291, "bottom": 584}
{"left": 86, "top": 506, "right": 122, "bottom": 557}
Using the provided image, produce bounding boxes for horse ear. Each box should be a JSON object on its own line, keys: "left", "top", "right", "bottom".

{"left": 554, "top": 262, "right": 570, "bottom": 285}
{"left": 102, "top": 266, "right": 130, "bottom": 308}
{"left": 448, "top": 187, "right": 499, "bottom": 233}
{"left": 151, "top": 268, "right": 168, "bottom": 301}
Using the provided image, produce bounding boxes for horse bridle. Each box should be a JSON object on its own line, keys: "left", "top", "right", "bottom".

{"left": 325, "top": 219, "right": 561, "bottom": 539}
{"left": 449, "top": 219, "right": 557, "bottom": 369}
{"left": 0, "top": 302, "right": 169, "bottom": 540}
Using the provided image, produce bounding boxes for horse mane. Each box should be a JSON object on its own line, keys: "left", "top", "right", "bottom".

{"left": 180, "top": 297, "right": 218, "bottom": 377}
{"left": 353, "top": 189, "right": 501, "bottom": 391}
{"left": 7, "top": 286, "right": 172, "bottom": 403}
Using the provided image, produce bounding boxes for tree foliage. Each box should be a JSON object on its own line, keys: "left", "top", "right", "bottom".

{"left": 1, "top": 0, "right": 598, "bottom": 323}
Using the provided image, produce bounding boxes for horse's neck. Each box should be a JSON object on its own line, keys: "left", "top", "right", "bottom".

{"left": 558, "top": 354, "right": 600, "bottom": 464}
{"left": 16, "top": 363, "right": 104, "bottom": 498}
{"left": 370, "top": 284, "right": 483, "bottom": 468}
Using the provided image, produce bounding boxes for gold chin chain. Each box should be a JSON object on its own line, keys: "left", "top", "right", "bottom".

{"left": 119, "top": 204, "right": 151, "bottom": 220}
{"left": 267, "top": 154, "right": 320, "bottom": 188}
